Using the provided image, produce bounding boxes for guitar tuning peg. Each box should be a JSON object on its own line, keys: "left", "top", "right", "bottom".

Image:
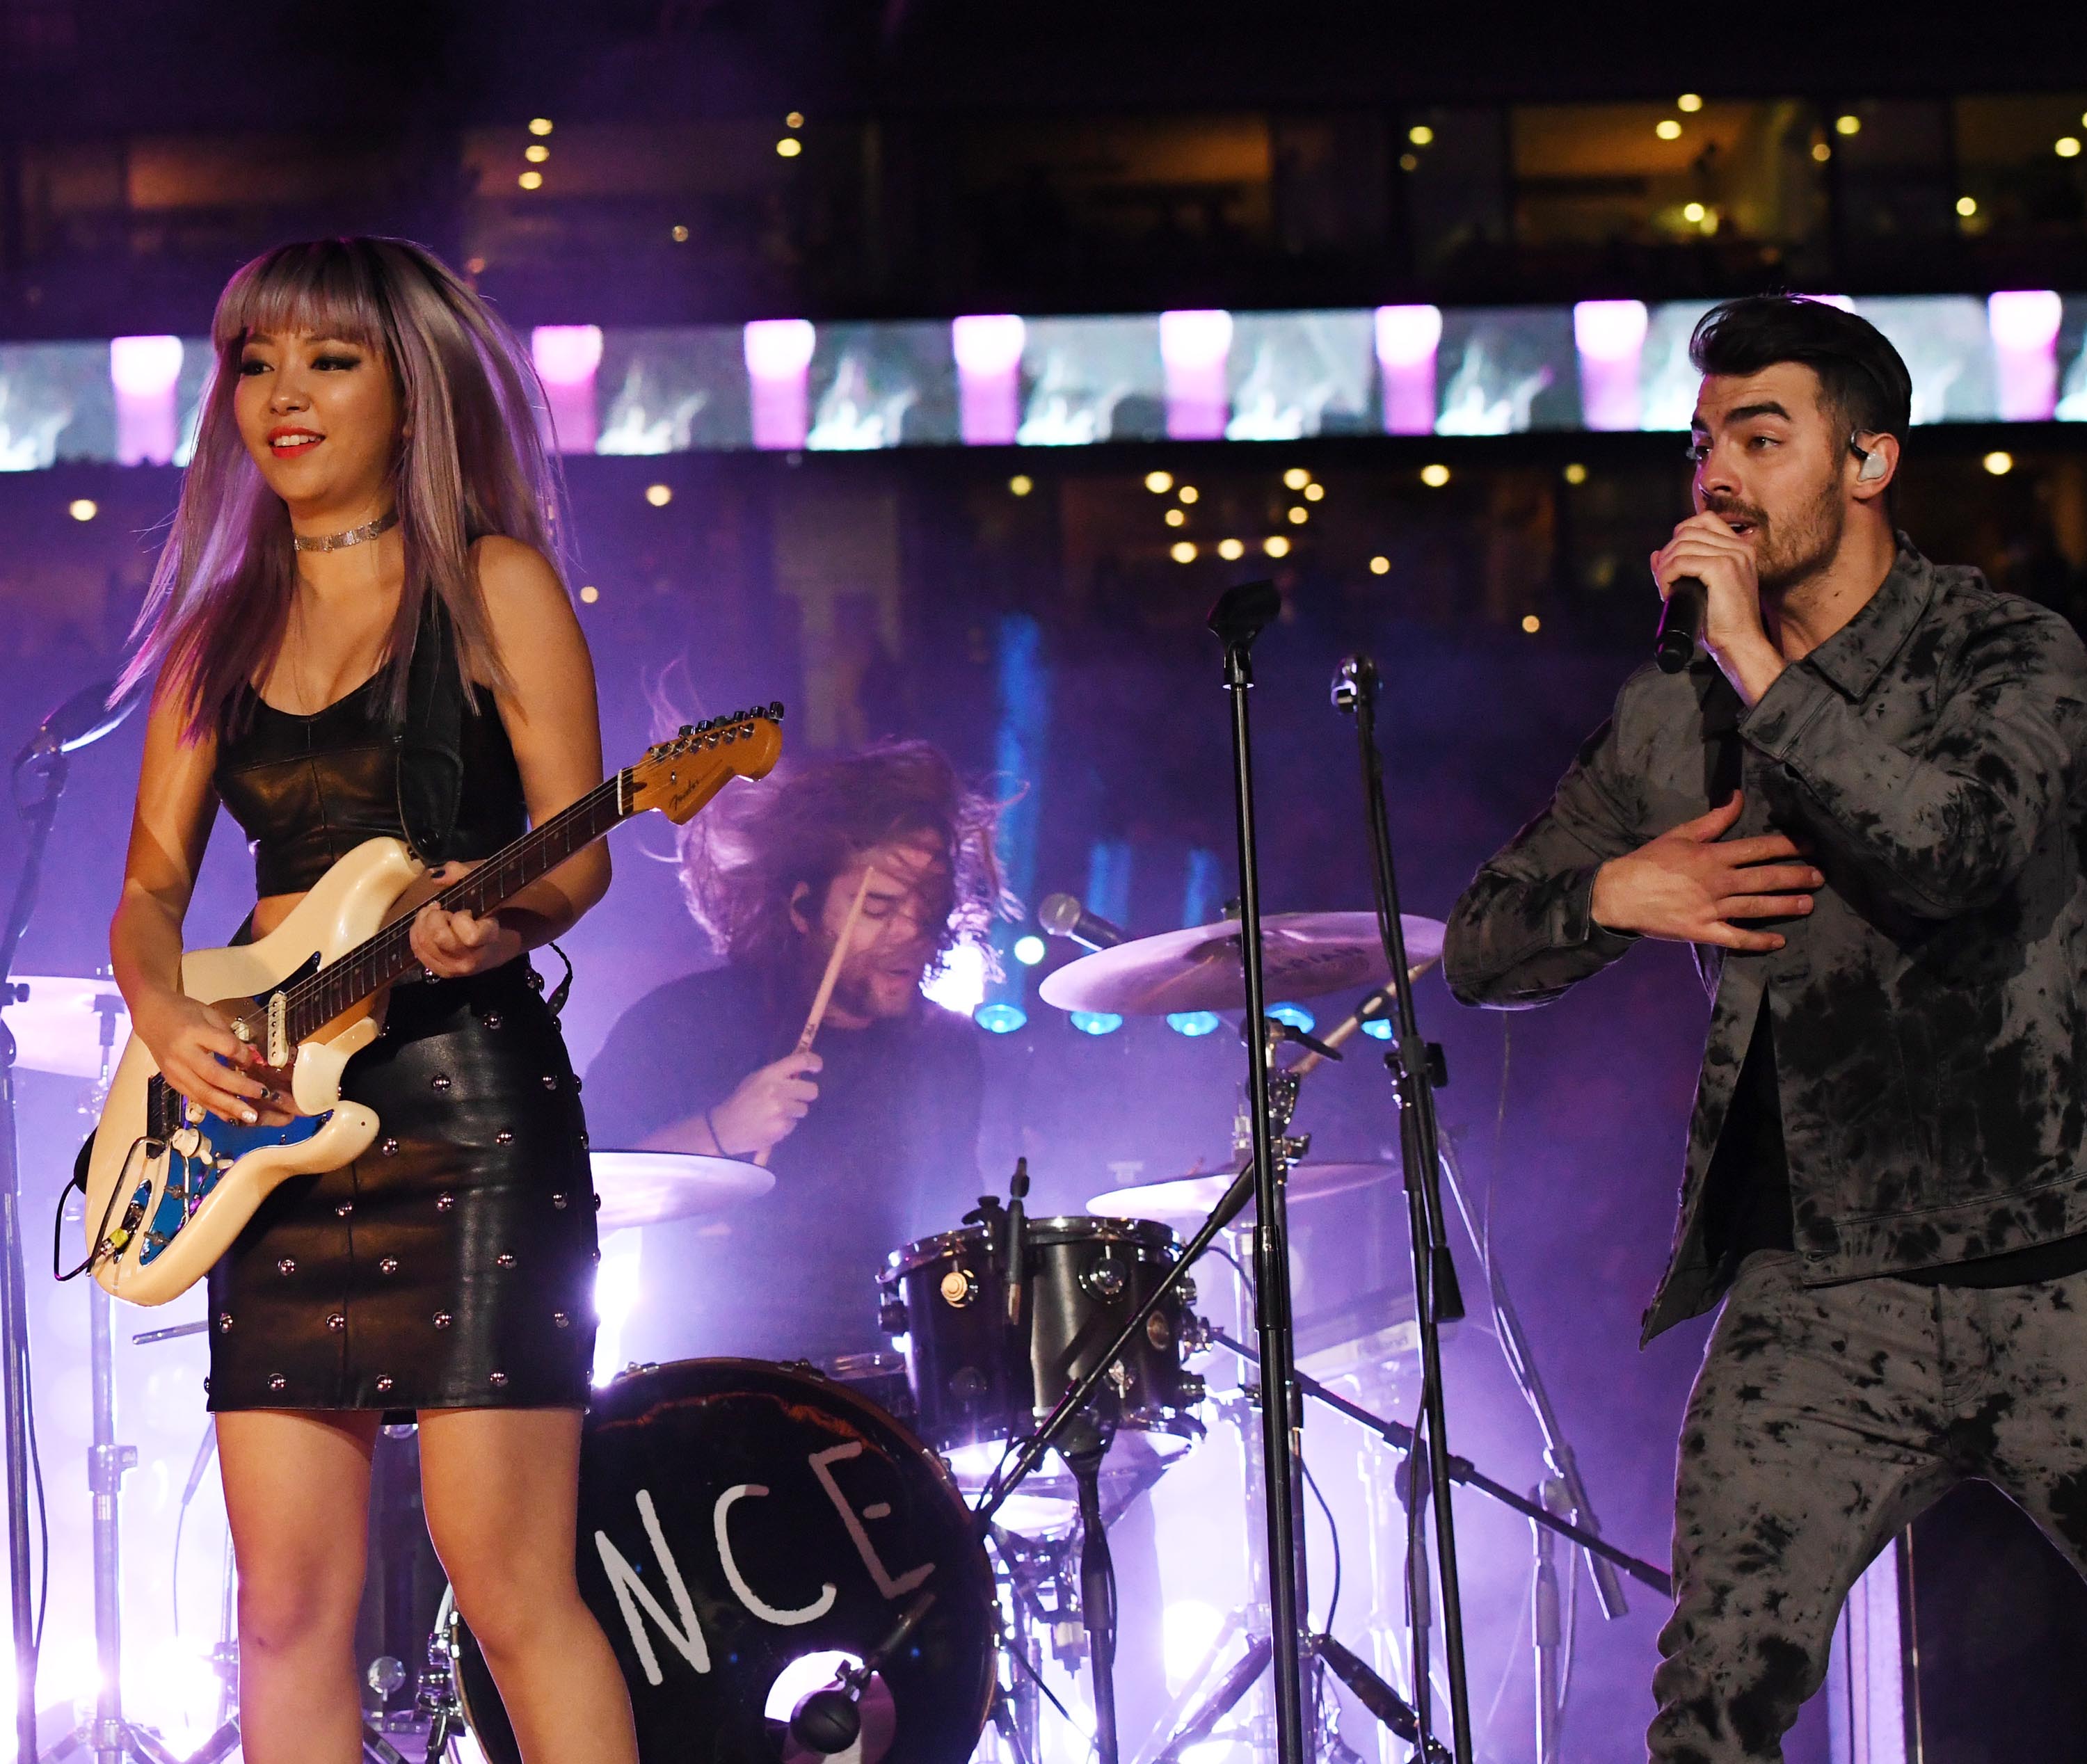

{"left": 768, "top": 700, "right": 785, "bottom": 721}
{"left": 678, "top": 724, "right": 694, "bottom": 737}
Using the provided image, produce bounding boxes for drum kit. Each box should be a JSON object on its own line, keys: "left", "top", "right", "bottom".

{"left": 10, "top": 888, "right": 1656, "bottom": 1764}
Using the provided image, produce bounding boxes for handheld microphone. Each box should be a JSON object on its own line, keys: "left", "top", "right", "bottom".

{"left": 1653, "top": 577, "right": 1706, "bottom": 675}
{"left": 1038, "top": 892, "right": 1128, "bottom": 951}
{"left": 15, "top": 678, "right": 143, "bottom": 771}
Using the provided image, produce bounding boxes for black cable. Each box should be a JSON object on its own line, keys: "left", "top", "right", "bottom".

{"left": 1300, "top": 1450, "right": 1341, "bottom": 1636}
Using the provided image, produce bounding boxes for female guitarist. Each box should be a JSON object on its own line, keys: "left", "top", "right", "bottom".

{"left": 106, "top": 238, "right": 639, "bottom": 1763}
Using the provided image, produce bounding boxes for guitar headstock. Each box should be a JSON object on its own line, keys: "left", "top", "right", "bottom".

{"left": 627, "top": 703, "right": 785, "bottom": 824}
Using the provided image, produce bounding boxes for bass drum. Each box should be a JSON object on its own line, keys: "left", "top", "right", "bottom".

{"left": 448, "top": 1358, "right": 995, "bottom": 1763}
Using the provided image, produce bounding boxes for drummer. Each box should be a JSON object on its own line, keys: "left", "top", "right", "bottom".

{"left": 583, "top": 739, "right": 1011, "bottom": 1365}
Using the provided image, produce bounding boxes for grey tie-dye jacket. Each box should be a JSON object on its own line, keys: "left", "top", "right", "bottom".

{"left": 1444, "top": 543, "right": 2087, "bottom": 1342}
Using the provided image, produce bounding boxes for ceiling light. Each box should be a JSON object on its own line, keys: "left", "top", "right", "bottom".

{"left": 1420, "top": 463, "right": 1450, "bottom": 488}
{"left": 1563, "top": 463, "right": 1588, "bottom": 486}
{"left": 777, "top": 138, "right": 803, "bottom": 159}
{"left": 1145, "top": 470, "right": 1174, "bottom": 493}
{"left": 1286, "top": 506, "right": 1309, "bottom": 524}
{"left": 1677, "top": 93, "right": 1704, "bottom": 113}
{"left": 1956, "top": 195, "right": 1978, "bottom": 217}
{"left": 1009, "top": 474, "right": 1033, "bottom": 496}
{"left": 1263, "top": 535, "right": 1290, "bottom": 558}
{"left": 1398, "top": 152, "right": 1419, "bottom": 172}
{"left": 1368, "top": 555, "right": 1391, "bottom": 575}
{"left": 517, "top": 170, "right": 543, "bottom": 190}
{"left": 1521, "top": 614, "right": 1542, "bottom": 634}
{"left": 525, "top": 143, "right": 550, "bottom": 163}
{"left": 1302, "top": 481, "right": 1325, "bottom": 502}
{"left": 1407, "top": 125, "right": 1434, "bottom": 146}
{"left": 1983, "top": 451, "right": 2014, "bottom": 476}
{"left": 528, "top": 118, "right": 553, "bottom": 136}
{"left": 671, "top": 223, "right": 690, "bottom": 242}
{"left": 1217, "top": 538, "right": 1245, "bottom": 560}
{"left": 1177, "top": 485, "right": 1199, "bottom": 504}
{"left": 1282, "top": 467, "right": 1309, "bottom": 489}
{"left": 579, "top": 584, "right": 599, "bottom": 603}
{"left": 67, "top": 499, "right": 97, "bottom": 522}
{"left": 1683, "top": 201, "right": 1706, "bottom": 223}
{"left": 1812, "top": 141, "right": 1832, "bottom": 162}
{"left": 645, "top": 483, "right": 673, "bottom": 506}
{"left": 785, "top": 111, "right": 805, "bottom": 129}
{"left": 1165, "top": 508, "right": 1186, "bottom": 527}
{"left": 1171, "top": 540, "right": 1197, "bottom": 563}
{"left": 1656, "top": 119, "right": 1683, "bottom": 141}
{"left": 1834, "top": 114, "right": 1862, "bottom": 136}
{"left": 2058, "top": 137, "right": 2084, "bottom": 160}
{"left": 1013, "top": 934, "right": 1046, "bottom": 967}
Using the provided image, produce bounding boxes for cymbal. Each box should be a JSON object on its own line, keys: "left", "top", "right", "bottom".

{"left": 589, "top": 1150, "right": 774, "bottom": 1232}
{"left": 1088, "top": 1160, "right": 1398, "bottom": 1222}
{"left": 1038, "top": 911, "right": 1445, "bottom": 1018}
{"left": 3, "top": 976, "right": 131, "bottom": 1078}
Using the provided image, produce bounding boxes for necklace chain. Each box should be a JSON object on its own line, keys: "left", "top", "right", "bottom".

{"left": 291, "top": 508, "right": 400, "bottom": 554}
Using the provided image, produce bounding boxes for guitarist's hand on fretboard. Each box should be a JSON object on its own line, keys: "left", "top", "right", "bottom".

{"left": 408, "top": 863, "right": 527, "bottom": 979}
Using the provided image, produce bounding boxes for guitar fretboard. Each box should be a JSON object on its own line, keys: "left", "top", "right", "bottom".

{"left": 278, "top": 768, "right": 630, "bottom": 1043}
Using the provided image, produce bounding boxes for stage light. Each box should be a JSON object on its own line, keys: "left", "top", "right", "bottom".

{"left": 764, "top": 1651, "right": 862, "bottom": 1722}
{"left": 1162, "top": 1598, "right": 1225, "bottom": 1691}
{"left": 528, "top": 118, "right": 553, "bottom": 136}
{"left": 1983, "top": 451, "right": 2015, "bottom": 476}
{"left": 777, "top": 138, "right": 803, "bottom": 158}
{"left": 1283, "top": 467, "right": 1309, "bottom": 489}
{"left": 974, "top": 1002, "right": 1027, "bottom": 1034}
{"left": 645, "top": 483, "right": 673, "bottom": 506}
{"left": 1217, "top": 538, "right": 1245, "bottom": 560}
{"left": 1013, "top": 934, "right": 1046, "bottom": 967}
{"left": 1656, "top": 119, "right": 1683, "bottom": 141}
{"left": 1369, "top": 554, "right": 1391, "bottom": 574}
{"left": 1286, "top": 506, "right": 1308, "bottom": 524}
{"left": 785, "top": 111, "right": 805, "bottom": 130}
{"left": 952, "top": 313, "right": 1026, "bottom": 377}
{"left": 1407, "top": 125, "right": 1434, "bottom": 146}
{"left": 1009, "top": 474, "right": 1034, "bottom": 496}
{"left": 1683, "top": 201, "right": 1706, "bottom": 223}
{"left": 744, "top": 318, "right": 817, "bottom": 449}
{"left": 1266, "top": 1002, "right": 1316, "bottom": 1034}
{"left": 525, "top": 143, "right": 550, "bottom": 164}
{"left": 579, "top": 585, "right": 599, "bottom": 604}
{"left": 1522, "top": 614, "right": 1542, "bottom": 634}
{"left": 1165, "top": 508, "right": 1186, "bottom": 527}
{"left": 1989, "top": 289, "right": 2063, "bottom": 352}
{"left": 1956, "top": 195, "right": 1978, "bottom": 217}
{"left": 1420, "top": 463, "right": 1450, "bottom": 488}
{"left": 67, "top": 499, "right": 97, "bottom": 522}
{"left": 110, "top": 333, "right": 184, "bottom": 465}
{"left": 533, "top": 323, "right": 603, "bottom": 386}
{"left": 1145, "top": 470, "right": 1174, "bottom": 493}
{"left": 1812, "top": 141, "right": 1832, "bottom": 162}
{"left": 1563, "top": 462, "right": 1588, "bottom": 485}
{"left": 1302, "top": 481, "right": 1324, "bottom": 502}
{"left": 592, "top": 1231, "right": 642, "bottom": 1386}
{"left": 1159, "top": 310, "right": 1233, "bottom": 440}
{"left": 1170, "top": 540, "right": 1198, "bottom": 563}
{"left": 518, "top": 170, "right": 543, "bottom": 190}
{"left": 1677, "top": 93, "right": 1704, "bottom": 113}
{"left": 1990, "top": 291, "right": 2064, "bottom": 421}
{"left": 1361, "top": 1017, "right": 1394, "bottom": 1041}
{"left": 2058, "top": 137, "right": 2083, "bottom": 160}
{"left": 1167, "top": 1011, "right": 1222, "bottom": 1038}
{"left": 1835, "top": 114, "right": 1862, "bottom": 136}
{"left": 1177, "top": 485, "right": 1199, "bottom": 504}
{"left": 1263, "top": 535, "right": 1290, "bottom": 557}
{"left": 1070, "top": 1011, "right": 1124, "bottom": 1037}
{"left": 925, "top": 941, "right": 990, "bottom": 1016}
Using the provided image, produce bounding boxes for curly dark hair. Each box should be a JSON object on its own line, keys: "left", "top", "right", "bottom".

{"left": 677, "top": 738, "right": 1018, "bottom": 977}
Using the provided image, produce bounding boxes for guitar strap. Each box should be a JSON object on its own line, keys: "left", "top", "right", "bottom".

{"left": 392, "top": 591, "right": 467, "bottom": 867}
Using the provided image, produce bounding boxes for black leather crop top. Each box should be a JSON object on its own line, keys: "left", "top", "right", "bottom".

{"left": 213, "top": 672, "right": 527, "bottom": 899}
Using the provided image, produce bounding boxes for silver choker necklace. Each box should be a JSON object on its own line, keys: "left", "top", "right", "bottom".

{"left": 292, "top": 508, "right": 399, "bottom": 554}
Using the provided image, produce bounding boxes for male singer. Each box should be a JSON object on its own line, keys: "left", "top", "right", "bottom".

{"left": 1444, "top": 294, "right": 2087, "bottom": 1761}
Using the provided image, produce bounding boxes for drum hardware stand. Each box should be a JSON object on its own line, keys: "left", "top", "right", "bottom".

{"left": 1059, "top": 1419, "right": 1121, "bottom": 1764}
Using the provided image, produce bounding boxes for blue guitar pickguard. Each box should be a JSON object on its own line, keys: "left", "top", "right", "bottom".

{"left": 134, "top": 1109, "right": 330, "bottom": 1267}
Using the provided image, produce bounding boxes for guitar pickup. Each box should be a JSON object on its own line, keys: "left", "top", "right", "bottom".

{"left": 266, "top": 991, "right": 289, "bottom": 1068}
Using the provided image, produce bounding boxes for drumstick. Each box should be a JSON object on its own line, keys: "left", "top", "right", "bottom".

{"left": 753, "top": 867, "right": 877, "bottom": 1169}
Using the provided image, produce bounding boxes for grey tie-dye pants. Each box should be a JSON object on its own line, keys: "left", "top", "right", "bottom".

{"left": 1649, "top": 1249, "right": 2087, "bottom": 1762}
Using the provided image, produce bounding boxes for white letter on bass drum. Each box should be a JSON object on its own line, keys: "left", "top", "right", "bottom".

{"left": 714, "top": 1482, "right": 839, "bottom": 1626}
{"left": 595, "top": 1489, "right": 712, "bottom": 1685}
{"left": 809, "top": 1442, "right": 934, "bottom": 1599}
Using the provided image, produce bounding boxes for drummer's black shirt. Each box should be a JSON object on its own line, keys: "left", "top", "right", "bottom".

{"left": 583, "top": 963, "right": 984, "bottom": 1364}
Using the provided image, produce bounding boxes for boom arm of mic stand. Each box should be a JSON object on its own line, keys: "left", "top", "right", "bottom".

{"left": 1208, "top": 1328, "right": 1670, "bottom": 1596}
{"left": 973, "top": 1163, "right": 1258, "bottom": 1532}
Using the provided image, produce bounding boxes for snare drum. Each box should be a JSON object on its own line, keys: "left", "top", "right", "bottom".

{"left": 881, "top": 1216, "right": 1204, "bottom": 1524}
{"left": 442, "top": 1358, "right": 994, "bottom": 1763}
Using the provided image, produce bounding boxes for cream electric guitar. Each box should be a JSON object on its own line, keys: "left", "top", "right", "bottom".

{"left": 83, "top": 705, "right": 783, "bottom": 1306}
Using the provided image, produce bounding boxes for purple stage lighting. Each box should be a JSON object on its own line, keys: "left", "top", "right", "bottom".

{"left": 744, "top": 319, "right": 818, "bottom": 450}
{"left": 1988, "top": 291, "right": 2063, "bottom": 422}
{"left": 1374, "top": 304, "right": 1443, "bottom": 435}
{"left": 951, "top": 314, "right": 1027, "bottom": 446}
{"left": 531, "top": 324, "right": 605, "bottom": 454}
{"left": 1159, "top": 309, "right": 1234, "bottom": 441}
{"left": 109, "top": 335, "right": 184, "bottom": 466}
{"left": 1573, "top": 300, "right": 1649, "bottom": 432}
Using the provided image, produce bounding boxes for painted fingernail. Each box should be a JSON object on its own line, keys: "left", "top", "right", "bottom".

{"left": 241, "top": 1107, "right": 258, "bottom": 1123}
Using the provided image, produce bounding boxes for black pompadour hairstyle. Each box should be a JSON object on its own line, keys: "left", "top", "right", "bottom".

{"left": 1688, "top": 295, "right": 1914, "bottom": 441}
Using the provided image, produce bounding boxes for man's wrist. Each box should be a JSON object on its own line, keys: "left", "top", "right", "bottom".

{"left": 1711, "top": 632, "right": 1786, "bottom": 708}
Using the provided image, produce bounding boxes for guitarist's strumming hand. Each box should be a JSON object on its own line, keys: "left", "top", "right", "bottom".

{"left": 410, "top": 863, "right": 527, "bottom": 979}
{"left": 131, "top": 991, "right": 297, "bottom": 1128}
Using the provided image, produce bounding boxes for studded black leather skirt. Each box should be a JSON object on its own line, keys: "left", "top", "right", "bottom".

{"left": 205, "top": 959, "right": 599, "bottom": 1415}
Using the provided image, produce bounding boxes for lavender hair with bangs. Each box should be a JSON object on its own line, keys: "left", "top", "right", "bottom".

{"left": 116, "top": 236, "right": 568, "bottom": 736}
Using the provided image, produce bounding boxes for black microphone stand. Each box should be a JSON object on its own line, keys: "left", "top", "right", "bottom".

{"left": 1332, "top": 653, "right": 1476, "bottom": 1764}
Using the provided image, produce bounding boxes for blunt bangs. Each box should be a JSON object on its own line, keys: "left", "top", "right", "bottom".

{"left": 211, "top": 239, "right": 391, "bottom": 361}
